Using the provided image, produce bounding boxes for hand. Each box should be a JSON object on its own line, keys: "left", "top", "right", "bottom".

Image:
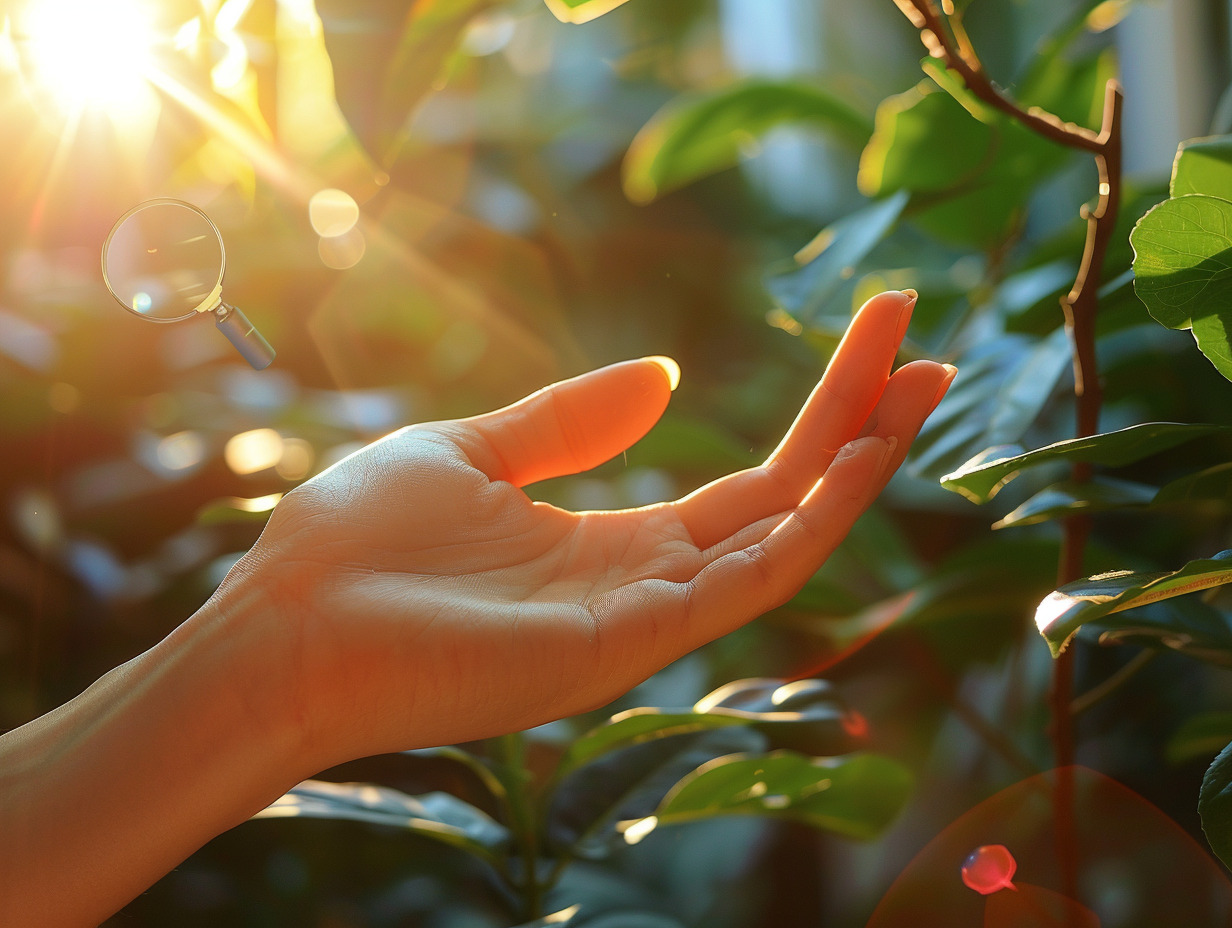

{"left": 218, "top": 290, "right": 954, "bottom": 767}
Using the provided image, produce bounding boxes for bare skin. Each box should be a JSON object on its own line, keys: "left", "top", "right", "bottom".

{"left": 0, "top": 290, "right": 953, "bottom": 927}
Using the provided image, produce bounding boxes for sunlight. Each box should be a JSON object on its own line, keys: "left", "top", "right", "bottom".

{"left": 16, "top": 0, "right": 158, "bottom": 116}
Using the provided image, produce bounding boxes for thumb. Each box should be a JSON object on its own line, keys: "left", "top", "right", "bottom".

{"left": 459, "top": 356, "right": 679, "bottom": 487}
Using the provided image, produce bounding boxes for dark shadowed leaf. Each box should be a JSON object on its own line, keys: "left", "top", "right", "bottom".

{"left": 253, "top": 779, "right": 511, "bottom": 866}
{"left": 1168, "top": 712, "right": 1232, "bottom": 765}
{"left": 623, "top": 79, "right": 873, "bottom": 204}
{"left": 992, "top": 477, "right": 1157, "bottom": 529}
{"left": 940, "top": 423, "right": 1232, "bottom": 504}
{"left": 1035, "top": 550, "right": 1232, "bottom": 658}
{"left": 546, "top": 727, "right": 764, "bottom": 859}
{"left": 620, "top": 751, "right": 911, "bottom": 840}
{"left": 403, "top": 745, "right": 508, "bottom": 801}
{"left": 1200, "top": 740, "right": 1232, "bottom": 870}
{"left": 1156, "top": 461, "right": 1232, "bottom": 505}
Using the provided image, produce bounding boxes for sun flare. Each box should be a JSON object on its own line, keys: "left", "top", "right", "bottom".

{"left": 16, "top": 0, "right": 158, "bottom": 116}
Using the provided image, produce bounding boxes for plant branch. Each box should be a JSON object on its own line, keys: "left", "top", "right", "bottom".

{"left": 895, "top": 0, "right": 1102, "bottom": 153}
{"left": 894, "top": 0, "right": 1126, "bottom": 908}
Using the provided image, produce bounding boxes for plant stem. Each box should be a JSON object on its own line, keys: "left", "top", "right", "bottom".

{"left": 498, "top": 732, "right": 543, "bottom": 921}
{"left": 894, "top": 1, "right": 1126, "bottom": 909}
{"left": 1070, "top": 649, "right": 1158, "bottom": 717}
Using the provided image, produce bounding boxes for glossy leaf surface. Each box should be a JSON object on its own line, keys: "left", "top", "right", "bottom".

{"left": 1035, "top": 550, "right": 1232, "bottom": 657}
{"left": 625, "top": 750, "right": 911, "bottom": 840}
{"left": 254, "top": 779, "right": 511, "bottom": 866}
{"left": 941, "top": 423, "right": 1232, "bottom": 504}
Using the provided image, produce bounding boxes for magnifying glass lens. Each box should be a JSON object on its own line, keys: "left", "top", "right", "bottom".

{"left": 103, "top": 201, "right": 224, "bottom": 321}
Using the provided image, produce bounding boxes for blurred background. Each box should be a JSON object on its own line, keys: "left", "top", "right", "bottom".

{"left": 4, "top": 0, "right": 1232, "bottom": 924}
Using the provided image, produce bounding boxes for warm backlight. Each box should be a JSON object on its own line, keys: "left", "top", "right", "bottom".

{"left": 17, "top": 0, "right": 157, "bottom": 114}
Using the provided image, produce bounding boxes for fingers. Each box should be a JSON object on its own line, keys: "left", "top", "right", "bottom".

{"left": 457, "top": 356, "right": 679, "bottom": 487}
{"left": 679, "top": 436, "right": 899, "bottom": 650}
{"left": 676, "top": 360, "right": 954, "bottom": 650}
{"left": 673, "top": 290, "right": 916, "bottom": 549}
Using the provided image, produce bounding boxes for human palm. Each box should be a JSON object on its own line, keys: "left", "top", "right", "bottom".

{"left": 230, "top": 290, "right": 953, "bottom": 766}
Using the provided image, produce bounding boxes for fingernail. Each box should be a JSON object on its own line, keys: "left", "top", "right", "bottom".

{"left": 644, "top": 356, "right": 681, "bottom": 391}
{"left": 929, "top": 363, "right": 958, "bottom": 411}
{"left": 895, "top": 290, "right": 918, "bottom": 343}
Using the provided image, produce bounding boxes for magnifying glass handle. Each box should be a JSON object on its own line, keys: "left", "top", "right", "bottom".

{"left": 215, "top": 303, "right": 276, "bottom": 370}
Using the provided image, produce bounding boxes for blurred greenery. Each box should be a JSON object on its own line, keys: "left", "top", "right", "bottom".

{"left": 5, "top": 0, "right": 1232, "bottom": 924}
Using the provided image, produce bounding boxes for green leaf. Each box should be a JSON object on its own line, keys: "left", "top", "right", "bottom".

{"left": 992, "top": 477, "right": 1157, "bottom": 529}
{"left": 1156, "top": 461, "right": 1232, "bottom": 505}
{"left": 253, "top": 779, "right": 511, "bottom": 867}
{"left": 1171, "top": 136, "right": 1232, "bottom": 197}
{"left": 1131, "top": 194, "right": 1232, "bottom": 381}
{"left": 622, "top": 79, "right": 873, "bottom": 204}
{"left": 764, "top": 191, "right": 909, "bottom": 324}
{"left": 1169, "top": 712, "right": 1232, "bottom": 764}
{"left": 1035, "top": 550, "right": 1232, "bottom": 658}
{"left": 317, "top": 0, "right": 497, "bottom": 165}
{"left": 620, "top": 751, "right": 911, "bottom": 841}
{"left": 556, "top": 678, "right": 857, "bottom": 781}
{"left": 1200, "top": 739, "right": 1232, "bottom": 870}
{"left": 546, "top": 726, "right": 764, "bottom": 858}
{"left": 543, "top": 0, "right": 632, "bottom": 23}
{"left": 858, "top": 60, "right": 1099, "bottom": 247}
{"left": 940, "top": 422, "right": 1232, "bottom": 504}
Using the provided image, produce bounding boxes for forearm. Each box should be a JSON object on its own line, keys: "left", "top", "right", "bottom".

{"left": 0, "top": 593, "right": 308, "bottom": 927}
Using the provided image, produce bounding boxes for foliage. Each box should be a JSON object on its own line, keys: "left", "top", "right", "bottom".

{"left": 6, "top": 0, "right": 1232, "bottom": 924}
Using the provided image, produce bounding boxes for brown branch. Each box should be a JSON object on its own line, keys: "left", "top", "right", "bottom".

{"left": 894, "top": 0, "right": 1126, "bottom": 911}
{"left": 899, "top": 0, "right": 1102, "bottom": 152}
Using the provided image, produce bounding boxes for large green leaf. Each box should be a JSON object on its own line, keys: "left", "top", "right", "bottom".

{"left": 940, "top": 423, "right": 1232, "bottom": 504}
{"left": 316, "top": 0, "right": 496, "bottom": 166}
{"left": 858, "top": 52, "right": 1102, "bottom": 247}
{"left": 1172, "top": 136, "right": 1232, "bottom": 197}
{"left": 1200, "top": 740, "right": 1232, "bottom": 870}
{"left": 543, "top": 0, "right": 632, "bottom": 23}
{"left": 1131, "top": 194, "right": 1232, "bottom": 381}
{"left": 992, "top": 476, "right": 1157, "bottom": 529}
{"left": 620, "top": 751, "right": 911, "bottom": 841}
{"left": 622, "top": 79, "right": 873, "bottom": 204}
{"left": 556, "top": 678, "right": 857, "bottom": 781}
{"left": 764, "top": 191, "right": 909, "bottom": 324}
{"left": 253, "top": 779, "right": 511, "bottom": 867}
{"left": 1034, "top": 550, "right": 1232, "bottom": 658}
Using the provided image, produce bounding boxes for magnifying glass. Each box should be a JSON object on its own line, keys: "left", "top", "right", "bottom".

{"left": 101, "top": 198, "right": 276, "bottom": 370}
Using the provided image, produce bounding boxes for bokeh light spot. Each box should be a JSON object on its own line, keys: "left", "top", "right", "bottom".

{"left": 309, "top": 188, "right": 360, "bottom": 238}
{"left": 156, "top": 430, "right": 206, "bottom": 472}
{"left": 225, "top": 428, "right": 284, "bottom": 475}
{"left": 275, "top": 437, "right": 315, "bottom": 481}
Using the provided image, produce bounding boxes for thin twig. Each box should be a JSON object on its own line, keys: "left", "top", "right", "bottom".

{"left": 1070, "top": 649, "right": 1159, "bottom": 717}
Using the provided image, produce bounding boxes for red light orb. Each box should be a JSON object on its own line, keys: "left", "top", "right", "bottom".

{"left": 961, "top": 844, "right": 1017, "bottom": 895}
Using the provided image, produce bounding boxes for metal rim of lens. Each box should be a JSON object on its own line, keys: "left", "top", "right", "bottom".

{"left": 101, "top": 197, "right": 228, "bottom": 324}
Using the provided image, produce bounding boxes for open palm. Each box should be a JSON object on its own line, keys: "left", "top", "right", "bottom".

{"left": 228, "top": 290, "right": 953, "bottom": 766}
